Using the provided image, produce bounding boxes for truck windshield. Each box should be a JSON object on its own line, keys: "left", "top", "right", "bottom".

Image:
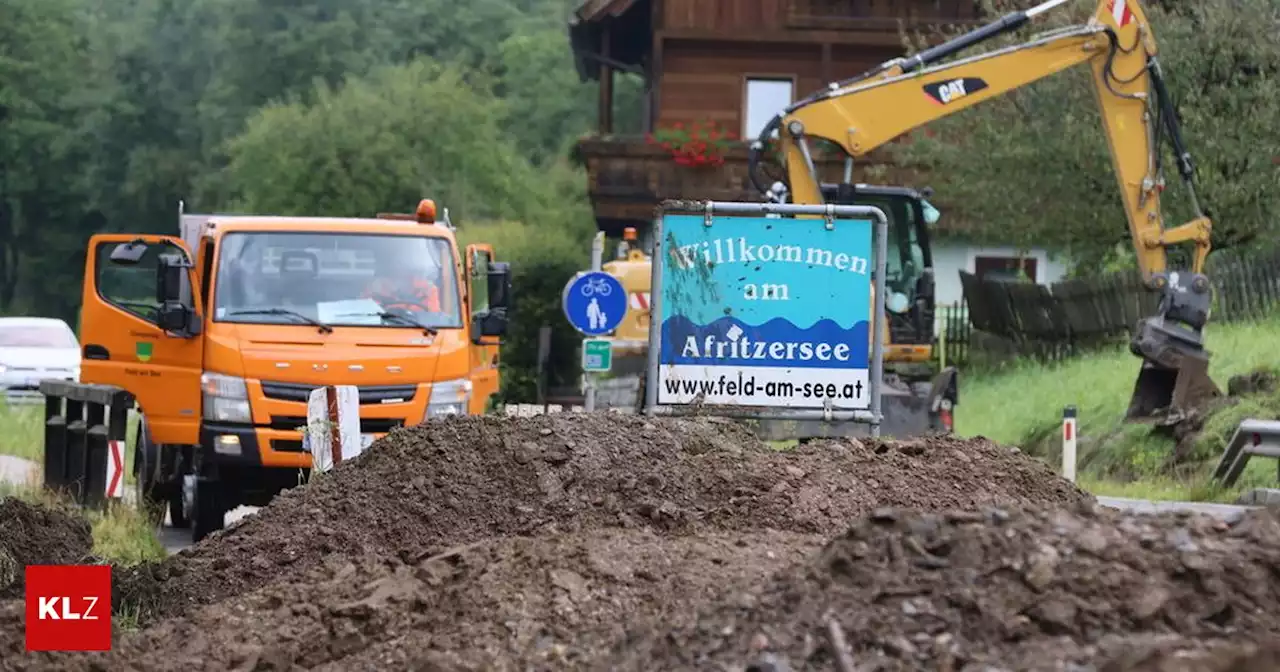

{"left": 212, "top": 231, "right": 462, "bottom": 329}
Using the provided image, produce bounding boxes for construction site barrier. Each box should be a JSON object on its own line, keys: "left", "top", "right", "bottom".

{"left": 38, "top": 380, "right": 133, "bottom": 510}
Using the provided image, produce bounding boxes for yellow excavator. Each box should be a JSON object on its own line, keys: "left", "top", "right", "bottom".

{"left": 602, "top": 0, "right": 1221, "bottom": 435}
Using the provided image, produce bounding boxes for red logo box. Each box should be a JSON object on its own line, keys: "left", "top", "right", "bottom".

{"left": 25, "top": 565, "right": 113, "bottom": 652}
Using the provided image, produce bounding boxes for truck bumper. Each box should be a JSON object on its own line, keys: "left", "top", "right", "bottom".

{"left": 200, "top": 423, "right": 389, "bottom": 469}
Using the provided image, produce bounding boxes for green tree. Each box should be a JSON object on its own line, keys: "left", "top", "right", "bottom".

{"left": 0, "top": 0, "right": 96, "bottom": 320}
{"left": 221, "top": 60, "right": 565, "bottom": 222}
{"left": 894, "top": 0, "right": 1280, "bottom": 274}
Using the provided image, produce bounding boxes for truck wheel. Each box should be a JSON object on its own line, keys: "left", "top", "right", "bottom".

{"left": 190, "top": 476, "right": 227, "bottom": 543}
{"left": 134, "top": 418, "right": 166, "bottom": 527}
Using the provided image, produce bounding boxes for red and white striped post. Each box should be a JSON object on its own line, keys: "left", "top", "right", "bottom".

{"left": 1062, "top": 406, "right": 1078, "bottom": 483}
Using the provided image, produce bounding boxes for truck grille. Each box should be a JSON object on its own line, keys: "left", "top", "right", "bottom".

{"left": 260, "top": 381, "right": 418, "bottom": 405}
{"left": 271, "top": 439, "right": 306, "bottom": 453}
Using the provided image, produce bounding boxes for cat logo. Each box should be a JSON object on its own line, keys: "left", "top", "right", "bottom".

{"left": 923, "top": 77, "right": 989, "bottom": 105}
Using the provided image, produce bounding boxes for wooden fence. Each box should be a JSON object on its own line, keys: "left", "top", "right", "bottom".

{"left": 960, "top": 248, "right": 1280, "bottom": 360}
{"left": 934, "top": 301, "right": 971, "bottom": 367}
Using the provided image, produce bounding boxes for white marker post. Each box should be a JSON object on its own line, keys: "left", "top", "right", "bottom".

{"left": 306, "top": 385, "right": 362, "bottom": 473}
{"left": 1062, "top": 405, "right": 1078, "bottom": 483}
{"left": 583, "top": 231, "right": 605, "bottom": 412}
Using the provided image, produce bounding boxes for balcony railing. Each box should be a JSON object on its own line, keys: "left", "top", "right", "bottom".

{"left": 574, "top": 134, "right": 930, "bottom": 230}
{"left": 786, "top": 0, "right": 982, "bottom": 30}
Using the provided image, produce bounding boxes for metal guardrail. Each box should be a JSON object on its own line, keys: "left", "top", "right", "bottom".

{"left": 38, "top": 380, "right": 133, "bottom": 509}
{"left": 1211, "top": 418, "right": 1280, "bottom": 487}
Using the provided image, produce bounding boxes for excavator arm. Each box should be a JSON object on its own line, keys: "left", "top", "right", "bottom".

{"left": 749, "top": 0, "right": 1220, "bottom": 423}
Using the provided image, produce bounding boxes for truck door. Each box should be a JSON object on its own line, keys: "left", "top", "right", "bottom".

{"left": 465, "top": 244, "right": 499, "bottom": 413}
{"left": 80, "top": 235, "right": 205, "bottom": 445}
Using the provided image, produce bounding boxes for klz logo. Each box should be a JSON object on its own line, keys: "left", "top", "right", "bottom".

{"left": 37, "top": 596, "right": 101, "bottom": 620}
{"left": 25, "top": 565, "right": 112, "bottom": 651}
{"left": 923, "top": 77, "right": 989, "bottom": 105}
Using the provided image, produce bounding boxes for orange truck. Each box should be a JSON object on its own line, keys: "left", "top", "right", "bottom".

{"left": 79, "top": 199, "right": 510, "bottom": 541}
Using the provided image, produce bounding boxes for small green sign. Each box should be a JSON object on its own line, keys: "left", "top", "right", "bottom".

{"left": 135, "top": 341, "right": 153, "bottom": 362}
{"left": 582, "top": 339, "right": 612, "bottom": 372}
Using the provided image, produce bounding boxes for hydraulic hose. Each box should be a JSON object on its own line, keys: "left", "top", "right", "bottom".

{"left": 747, "top": 114, "right": 784, "bottom": 199}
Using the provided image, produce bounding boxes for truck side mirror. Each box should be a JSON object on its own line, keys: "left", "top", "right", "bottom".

{"left": 157, "top": 301, "right": 193, "bottom": 333}
{"left": 474, "top": 311, "right": 508, "bottom": 339}
{"left": 487, "top": 262, "right": 512, "bottom": 310}
{"left": 155, "top": 253, "right": 199, "bottom": 336}
{"left": 156, "top": 254, "right": 185, "bottom": 303}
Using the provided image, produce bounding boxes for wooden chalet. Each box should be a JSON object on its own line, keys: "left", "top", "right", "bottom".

{"left": 569, "top": 0, "right": 983, "bottom": 239}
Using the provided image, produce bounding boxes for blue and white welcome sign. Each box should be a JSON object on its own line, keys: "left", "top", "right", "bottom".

{"left": 657, "top": 213, "right": 873, "bottom": 409}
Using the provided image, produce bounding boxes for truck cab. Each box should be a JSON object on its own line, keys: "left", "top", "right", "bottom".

{"left": 79, "top": 199, "right": 512, "bottom": 541}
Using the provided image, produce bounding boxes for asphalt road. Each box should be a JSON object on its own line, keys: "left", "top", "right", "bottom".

{"left": 156, "top": 505, "right": 260, "bottom": 554}
{"left": 0, "top": 455, "right": 39, "bottom": 488}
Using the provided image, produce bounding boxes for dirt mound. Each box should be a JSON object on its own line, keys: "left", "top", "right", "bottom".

{"left": 1168, "top": 366, "right": 1280, "bottom": 466}
{"left": 1228, "top": 369, "right": 1279, "bottom": 397}
{"left": 989, "top": 635, "right": 1280, "bottom": 671}
{"left": 117, "top": 414, "right": 1087, "bottom": 623}
{"left": 0, "top": 496, "right": 94, "bottom": 599}
{"left": 14, "top": 529, "right": 823, "bottom": 671}
{"left": 608, "top": 503, "right": 1280, "bottom": 670}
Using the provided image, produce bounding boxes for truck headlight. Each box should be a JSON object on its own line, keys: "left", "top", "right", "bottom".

{"left": 201, "top": 372, "right": 251, "bottom": 423}
{"left": 426, "top": 378, "right": 471, "bottom": 419}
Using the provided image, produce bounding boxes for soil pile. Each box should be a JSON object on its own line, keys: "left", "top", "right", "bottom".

{"left": 608, "top": 503, "right": 1280, "bottom": 671}
{"left": 0, "top": 497, "right": 96, "bottom": 664}
{"left": 0, "top": 497, "right": 93, "bottom": 598}
{"left": 16, "top": 529, "right": 822, "bottom": 671}
{"left": 117, "top": 414, "right": 1088, "bottom": 622}
{"left": 1169, "top": 367, "right": 1280, "bottom": 464}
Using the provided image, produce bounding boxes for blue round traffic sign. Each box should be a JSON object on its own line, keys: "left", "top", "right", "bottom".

{"left": 562, "top": 271, "right": 626, "bottom": 336}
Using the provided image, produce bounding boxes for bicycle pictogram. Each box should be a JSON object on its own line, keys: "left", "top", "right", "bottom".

{"left": 580, "top": 275, "right": 613, "bottom": 297}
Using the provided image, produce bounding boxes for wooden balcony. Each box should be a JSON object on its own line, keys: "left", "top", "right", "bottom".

{"left": 574, "top": 135, "right": 931, "bottom": 235}
{"left": 785, "top": 0, "right": 982, "bottom": 31}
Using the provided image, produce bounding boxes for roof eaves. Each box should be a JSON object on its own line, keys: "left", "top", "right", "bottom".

{"left": 569, "top": 0, "right": 644, "bottom": 82}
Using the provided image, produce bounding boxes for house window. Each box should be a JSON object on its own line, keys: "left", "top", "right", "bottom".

{"left": 743, "top": 78, "right": 794, "bottom": 140}
{"left": 974, "top": 255, "right": 1038, "bottom": 283}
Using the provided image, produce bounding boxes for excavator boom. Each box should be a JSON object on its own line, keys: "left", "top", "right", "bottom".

{"left": 749, "top": 0, "right": 1220, "bottom": 424}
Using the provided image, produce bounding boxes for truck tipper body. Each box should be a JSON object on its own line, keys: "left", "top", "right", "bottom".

{"left": 78, "top": 199, "right": 511, "bottom": 541}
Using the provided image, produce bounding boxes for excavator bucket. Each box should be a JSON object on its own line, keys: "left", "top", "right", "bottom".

{"left": 1125, "top": 314, "right": 1222, "bottom": 424}
{"left": 1126, "top": 355, "right": 1220, "bottom": 424}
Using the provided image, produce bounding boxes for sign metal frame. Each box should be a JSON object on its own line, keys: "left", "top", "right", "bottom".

{"left": 642, "top": 200, "right": 888, "bottom": 436}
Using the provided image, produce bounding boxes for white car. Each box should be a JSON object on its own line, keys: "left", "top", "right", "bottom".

{"left": 0, "top": 317, "right": 81, "bottom": 405}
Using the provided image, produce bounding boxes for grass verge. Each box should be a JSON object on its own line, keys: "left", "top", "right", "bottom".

{"left": 1, "top": 404, "right": 162, "bottom": 564}
{"left": 0, "top": 403, "right": 43, "bottom": 462}
{"left": 957, "top": 316, "right": 1280, "bottom": 500}
{"left": 0, "top": 483, "right": 166, "bottom": 565}
{"left": 0, "top": 403, "right": 139, "bottom": 477}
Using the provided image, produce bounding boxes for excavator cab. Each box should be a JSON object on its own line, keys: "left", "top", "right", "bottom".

{"left": 819, "top": 183, "right": 938, "bottom": 355}
{"left": 748, "top": 181, "right": 958, "bottom": 440}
